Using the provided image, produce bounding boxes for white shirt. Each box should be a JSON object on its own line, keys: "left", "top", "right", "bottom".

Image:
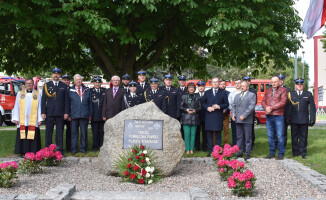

{"left": 11, "top": 90, "right": 43, "bottom": 128}
{"left": 53, "top": 81, "right": 59, "bottom": 86}
{"left": 152, "top": 90, "right": 157, "bottom": 94}
{"left": 130, "top": 92, "right": 136, "bottom": 97}
{"left": 213, "top": 88, "right": 218, "bottom": 96}
{"left": 166, "top": 87, "right": 171, "bottom": 91}
{"left": 297, "top": 90, "right": 303, "bottom": 96}
{"left": 228, "top": 89, "right": 241, "bottom": 110}
{"left": 180, "top": 87, "right": 185, "bottom": 91}
{"left": 199, "top": 92, "right": 205, "bottom": 97}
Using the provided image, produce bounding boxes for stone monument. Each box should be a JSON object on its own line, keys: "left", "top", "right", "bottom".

{"left": 98, "top": 102, "right": 185, "bottom": 177}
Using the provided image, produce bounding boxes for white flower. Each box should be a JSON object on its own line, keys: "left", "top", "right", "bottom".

{"left": 145, "top": 166, "right": 151, "bottom": 172}
{"left": 145, "top": 173, "right": 151, "bottom": 178}
{"left": 147, "top": 161, "right": 151, "bottom": 165}
{"left": 151, "top": 174, "right": 154, "bottom": 178}
{"left": 143, "top": 150, "right": 148, "bottom": 154}
{"left": 145, "top": 157, "right": 150, "bottom": 162}
{"left": 151, "top": 167, "right": 155, "bottom": 173}
{"left": 148, "top": 179, "right": 153, "bottom": 184}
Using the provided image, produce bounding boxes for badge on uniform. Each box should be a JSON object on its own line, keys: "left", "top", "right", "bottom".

{"left": 33, "top": 95, "right": 38, "bottom": 100}
{"left": 21, "top": 94, "right": 25, "bottom": 99}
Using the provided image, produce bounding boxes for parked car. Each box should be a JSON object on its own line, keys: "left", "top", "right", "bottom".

{"left": 254, "top": 104, "right": 266, "bottom": 125}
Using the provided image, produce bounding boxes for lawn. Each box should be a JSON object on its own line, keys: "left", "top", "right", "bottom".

{"left": 0, "top": 126, "right": 325, "bottom": 175}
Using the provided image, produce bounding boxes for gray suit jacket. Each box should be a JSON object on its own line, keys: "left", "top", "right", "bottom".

{"left": 231, "top": 91, "right": 256, "bottom": 124}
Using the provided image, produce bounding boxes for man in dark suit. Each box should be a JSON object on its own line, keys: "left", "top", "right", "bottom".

{"left": 90, "top": 76, "right": 106, "bottom": 152}
{"left": 41, "top": 68, "right": 69, "bottom": 154}
{"left": 122, "top": 74, "right": 131, "bottom": 92}
{"left": 231, "top": 81, "right": 257, "bottom": 160}
{"left": 201, "top": 77, "right": 229, "bottom": 155}
{"left": 159, "top": 74, "right": 180, "bottom": 119}
{"left": 287, "top": 78, "right": 316, "bottom": 159}
{"left": 144, "top": 77, "right": 167, "bottom": 113}
{"left": 68, "top": 74, "right": 93, "bottom": 155}
{"left": 195, "top": 81, "right": 207, "bottom": 151}
{"left": 219, "top": 80, "right": 230, "bottom": 145}
{"left": 122, "top": 81, "right": 145, "bottom": 110}
{"left": 136, "top": 69, "right": 149, "bottom": 96}
{"left": 178, "top": 75, "right": 187, "bottom": 96}
{"left": 102, "top": 75, "right": 126, "bottom": 121}
{"left": 243, "top": 76, "right": 257, "bottom": 150}
{"left": 61, "top": 74, "right": 72, "bottom": 152}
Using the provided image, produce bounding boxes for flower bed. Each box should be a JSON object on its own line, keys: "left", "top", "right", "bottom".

{"left": 212, "top": 144, "right": 256, "bottom": 197}
{"left": 0, "top": 161, "right": 18, "bottom": 188}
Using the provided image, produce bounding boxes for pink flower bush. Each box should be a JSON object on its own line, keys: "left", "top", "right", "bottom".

{"left": 0, "top": 161, "right": 18, "bottom": 188}
{"left": 228, "top": 171, "right": 256, "bottom": 196}
{"left": 34, "top": 145, "right": 63, "bottom": 166}
{"left": 49, "top": 144, "right": 57, "bottom": 151}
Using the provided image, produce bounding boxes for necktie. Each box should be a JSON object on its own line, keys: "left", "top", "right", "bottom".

{"left": 54, "top": 82, "right": 58, "bottom": 87}
{"left": 214, "top": 89, "right": 217, "bottom": 96}
{"left": 141, "top": 84, "right": 144, "bottom": 89}
{"left": 240, "top": 92, "right": 244, "bottom": 100}
{"left": 299, "top": 91, "right": 302, "bottom": 96}
{"left": 113, "top": 88, "right": 117, "bottom": 98}
{"left": 167, "top": 87, "right": 170, "bottom": 91}
{"left": 78, "top": 86, "right": 81, "bottom": 98}
{"left": 96, "top": 89, "right": 99, "bottom": 93}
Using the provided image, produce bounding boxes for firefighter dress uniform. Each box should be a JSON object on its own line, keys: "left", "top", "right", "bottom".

{"left": 136, "top": 70, "right": 149, "bottom": 96}
{"left": 287, "top": 78, "right": 316, "bottom": 158}
{"left": 121, "top": 81, "right": 145, "bottom": 110}
{"left": 12, "top": 89, "right": 42, "bottom": 154}
{"left": 144, "top": 77, "right": 167, "bottom": 113}
{"left": 90, "top": 76, "right": 106, "bottom": 152}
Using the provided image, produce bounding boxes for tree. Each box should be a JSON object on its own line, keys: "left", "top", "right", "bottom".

{"left": 0, "top": 0, "right": 302, "bottom": 79}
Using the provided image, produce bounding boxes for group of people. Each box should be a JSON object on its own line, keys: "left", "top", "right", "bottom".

{"left": 12, "top": 68, "right": 316, "bottom": 161}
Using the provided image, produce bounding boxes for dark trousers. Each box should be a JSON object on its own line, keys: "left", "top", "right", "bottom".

{"left": 251, "top": 112, "right": 255, "bottom": 149}
{"left": 64, "top": 120, "right": 71, "bottom": 152}
{"left": 291, "top": 124, "right": 308, "bottom": 156}
{"left": 45, "top": 116, "right": 64, "bottom": 153}
{"left": 195, "top": 121, "right": 207, "bottom": 151}
{"left": 207, "top": 131, "right": 221, "bottom": 154}
{"left": 236, "top": 123, "right": 252, "bottom": 156}
{"left": 71, "top": 118, "right": 89, "bottom": 153}
{"left": 231, "top": 120, "right": 237, "bottom": 146}
{"left": 91, "top": 121, "right": 104, "bottom": 151}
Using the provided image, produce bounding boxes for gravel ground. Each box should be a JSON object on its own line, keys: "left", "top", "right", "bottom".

{"left": 0, "top": 158, "right": 325, "bottom": 199}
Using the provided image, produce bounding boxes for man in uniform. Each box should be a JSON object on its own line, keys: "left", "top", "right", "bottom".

{"left": 160, "top": 74, "right": 180, "bottom": 119}
{"left": 219, "top": 80, "right": 230, "bottom": 144}
{"left": 144, "top": 77, "right": 167, "bottom": 113}
{"left": 61, "top": 74, "right": 72, "bottom": 152}
{"left": 195, "top": 81, "right": 207, "bottom": 152}
{"left": 42, "top": 68, "right": 69, "bottom": 154}
{"left": 287, "top": 78, "right": 316, "bottom": 159}
{"left": 136, "top": 69, "right": 149, "bottom": 95}
{"left": 178, "top": 75, "right": 187, "bottom": 95}
{"left": 243, "top": 76, "right": 257, "bottom": 150}
{"left": 90, "top": 76, "right": 106, "bottom": 152}
{"left": 122, "top": 81, "right": 145, "bottom": 110}
{"left": 122, "top": 74, "right": 131, "bottom": 92}
{"left": 12, "top": 78, "right": 43, "bottom": 155}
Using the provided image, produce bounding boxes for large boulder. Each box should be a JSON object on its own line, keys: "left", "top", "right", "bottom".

{"left": 98, "top": 102, "right": 185, "bottom": 177}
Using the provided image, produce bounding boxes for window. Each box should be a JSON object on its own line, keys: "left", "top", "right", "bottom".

{"left": 12, "top": 82, "right": 22, "bottom": 96}
{"left": 250, "top": 84, "right": 258, "bottom": 92}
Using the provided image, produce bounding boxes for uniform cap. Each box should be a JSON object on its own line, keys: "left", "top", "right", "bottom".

{"left": 137, "top": 69, "right": 147, "bottom": 75}
{"left": 92, "top": 76, "right": 102, "bottom": 83}
{"left": 62, "top": 74, "right": 70, "bottom": 80}
{"left": 129, "top": 80, "right": 137, "bottom": 87}
{"left": 150, "top": 77, "right": 159, "bottom": 83}
{"left": 164, "top": 74, "right": 174, "bottom": 79}
{"left": 243, "top": 76, "right": 251, "bottom": 81}
{"left": 197, "top": 81, "right": 206, "bottom": 86}
{"left": 178, "top": 75, "right": 186, "bottom": 80}
{"left": 52, "top": 67, "right": 61, "bottom": 74}
{"left": 295, "top": 78, "right": 304, "bottom": 85}
{"left": 278, "top": 74, "right": 285, "bottom": 80}
{"left": 122, "top": 74, "right": 131, "bottom": 80}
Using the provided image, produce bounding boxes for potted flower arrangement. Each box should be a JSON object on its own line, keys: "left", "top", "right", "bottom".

{"left": 18, "top": 152, "right": 43, "bottom": 174}
{"left": 0, "top": 161, "right": 18, "bottom": 188}
{"left": 228, "top": 170, "right": 256, "bottom": 197}
{"left": 115, "top": 144, "right": 160, "bottom": 184}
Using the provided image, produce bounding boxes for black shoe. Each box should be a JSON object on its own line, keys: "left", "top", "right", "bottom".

{"left": 302, "top": 155, "right": 307, "bottom": 159}
{"left": 293, "top": 154, "right": 299, "bottom": 157}
{"left": 235, "top": 153, "right": 243, "bottom": 158}
{"left": 264, "top": 154, "right": 275, "bottom": 159}
{"left": 244, "top": 155, "right": 251, "bottom": 161}
{"left": 207, "top": 153, "right": 211, "bottom": 157}
{"left": 276, "top": 155, "right": 284, "bottom": 160}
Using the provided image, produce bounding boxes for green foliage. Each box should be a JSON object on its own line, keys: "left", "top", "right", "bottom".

{"left": 0, "top": 162, "right": 18, "bottom": 188}
{"left": 0, "top": 0, "right": 302, "bottom": 79}
{"left": 18, "top": 159, "right": 43, "bottom": 175}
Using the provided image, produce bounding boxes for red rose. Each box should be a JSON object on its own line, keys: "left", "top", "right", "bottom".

{"left": 141, "top": 159, "right": 146, "bottom": 163}
{"left": 124, "top": 171, "right": 129, "bottom": 176}
{"left": 141, "top": 153, "right": 145, "bottom": 157}
{"left": 127, "top": 163, "right": 132, "bottom": 168}
{"left": 128, "top": 158, "right": 132, "bottom": 161}
{"left": 132, "top": 149, "right": 136, "bottom": 153}
{"left": 140, "top": 145, "right": 145, "bottom": 150}
{"left": 139, "top": 178, "right": 145, "bottom": 184}
{"left": 130, "top": 173, "right": 136, "bottom": 179}
{"left": 142, "top": 169, "right": 147, "bottom": 175}
{"left": 135, "top": 155, "right": 140, "bottom": 159}
{"left": 133, "top": 165, "right": 139, "bottom": 171}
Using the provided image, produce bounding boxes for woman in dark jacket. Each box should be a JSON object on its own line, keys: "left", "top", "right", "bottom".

{"left": 180, "top": 82, "right": 202, "bottom": 154}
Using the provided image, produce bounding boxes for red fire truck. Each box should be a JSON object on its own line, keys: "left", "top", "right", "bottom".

{"left": 0, "top": 76, "right": 25, "bottom": 126}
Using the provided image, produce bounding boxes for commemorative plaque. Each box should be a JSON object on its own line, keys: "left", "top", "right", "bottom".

{"left": 123, "top": 119, "right": 163, "bottom": 150}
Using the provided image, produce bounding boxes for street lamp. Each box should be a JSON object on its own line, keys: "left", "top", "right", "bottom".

{"left": 302, "top": 51, "right": 305, "bottom": 78}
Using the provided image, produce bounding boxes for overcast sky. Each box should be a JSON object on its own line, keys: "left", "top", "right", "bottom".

{"left": 294, "top": 0, "right": 325, "bottom": 86}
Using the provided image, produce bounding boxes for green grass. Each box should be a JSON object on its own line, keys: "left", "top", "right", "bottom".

{"left": 1, "top": 127, "right": 326, "bottom": 175}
